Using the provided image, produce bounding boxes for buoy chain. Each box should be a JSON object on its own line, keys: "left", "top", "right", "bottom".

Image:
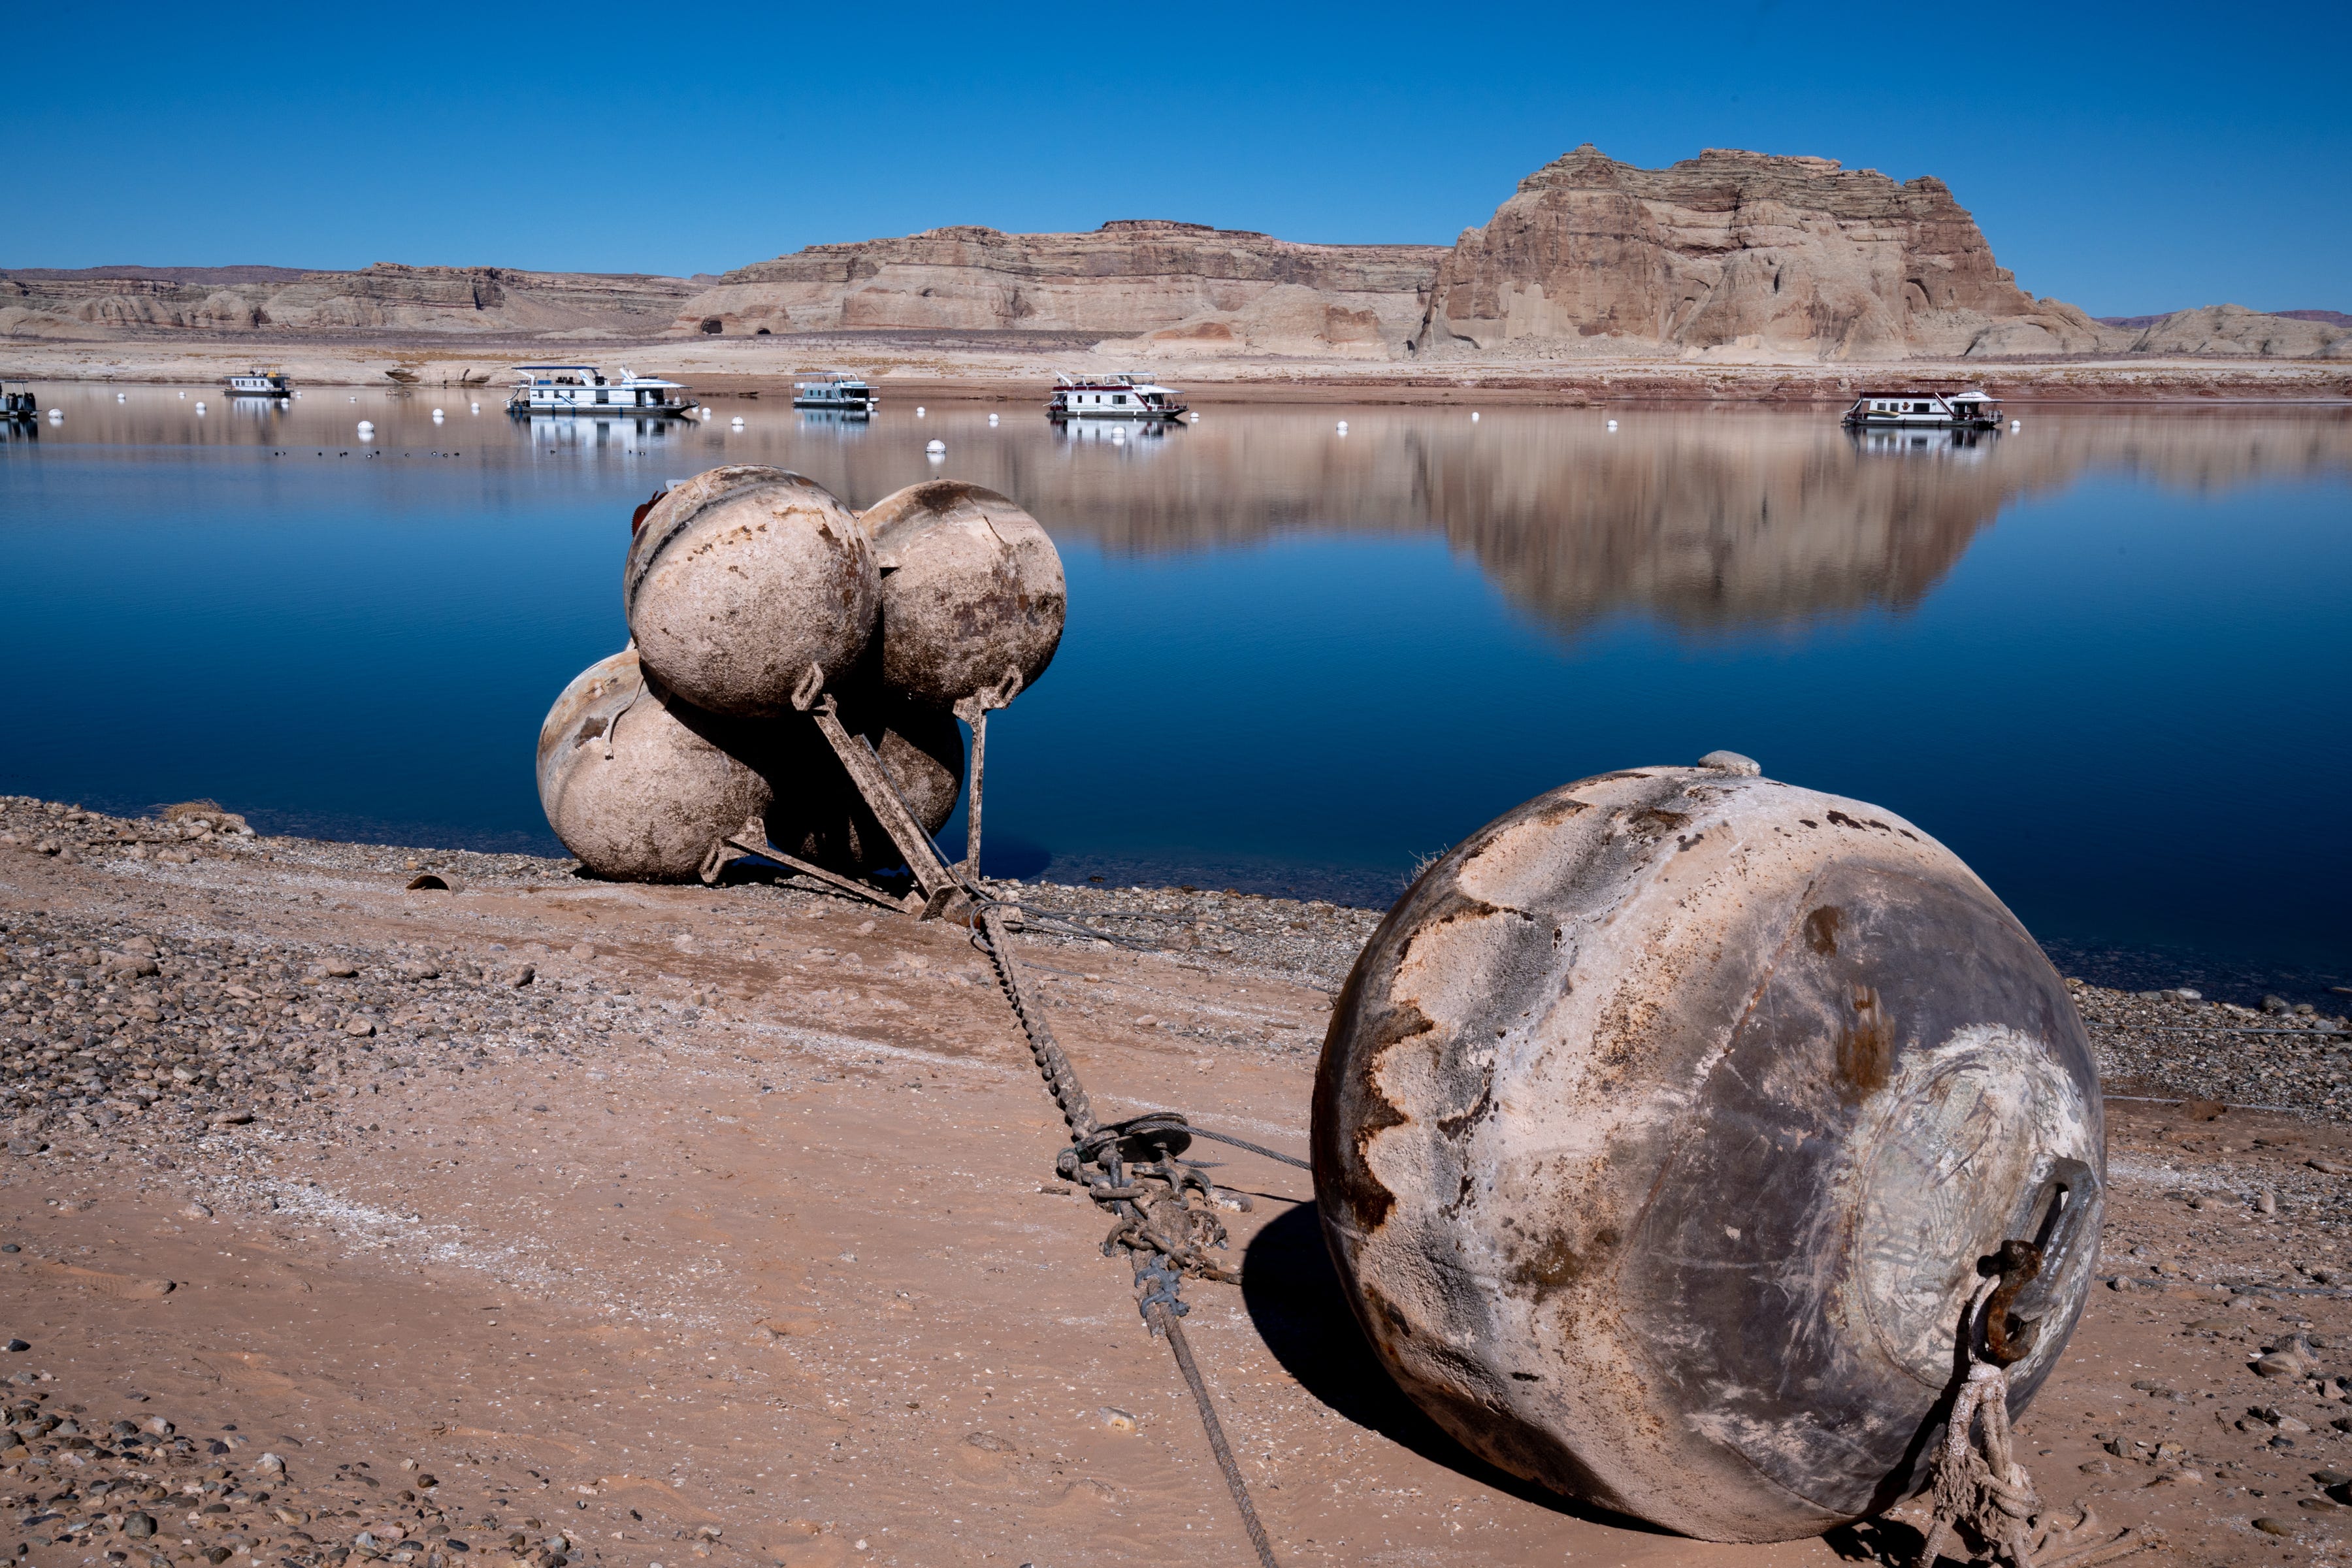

{"left": 1911, "top": 1268, "right": 2162, "bottom": 1568}
{"left": 967, "top": 901, "right": 1280, "bottom": 1566}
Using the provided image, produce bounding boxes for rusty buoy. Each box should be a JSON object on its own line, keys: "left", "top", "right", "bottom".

{"left": 536, "top": 649, "right": 774, "bottom": 882}
{"left": 624, "top": 466, "right": 879, "bottom": 718}
{"left": 1313, "top": 760, "right": 2104, "bottom": 1543}
{"left": 860, "top": 480, "right": 1066, "bottom": 707}
{"left": 764, "top": 694, "right": 966, "bottom": 873}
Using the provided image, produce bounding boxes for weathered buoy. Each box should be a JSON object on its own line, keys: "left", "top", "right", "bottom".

{"left": 536, "top": 648, "right": 774, "bottom": 881}
{"left": 1471, "top": 410, "right": 1480, "bottom": 421}
{"left": 2011, "top": 419, "right": 2021, "bottom": 432}
{"left": 987, "top": 412, "right": 1000, "bottom": 425}
{"left": 731, "top": 416, "right": 745, "bottom": 427}
{"left": 356, "top": 419, "right": 373, "bottom": 434}
{"left": 433, "top": 408, "right": 445, "bottom": 419}
{"left": 623, "top": 465, "right": 879, "bottom": 719}
{"left": 1606, "top": 417, "right": 1619, "bottom": 431}
{"left": 1315, "top": 760, "right": 2103, "bottom": 1543}
{"left": 116, "top": 392, "right": 126, "bottom": 403}
{"left": 924, "top": 438, "right": 945, "bottom": 455}
{"left": 859, "top": 479, "right": 1066, "bottom": 708}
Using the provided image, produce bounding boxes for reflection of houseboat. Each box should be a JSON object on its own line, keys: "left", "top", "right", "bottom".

{"left": 1052, "top": 416, "right": 1175, "bottom": 448}
{"left": 1847, "top": 427, "right": 1999, "bottom": 461}
{"left": 792, "top": 378, "right": 876, "bottom": 414}
{"left": 2, "top": 380, "right": 37, "bottom": 421}
{"left": 225, "top": 367, "right": 293, "bottom": 397}
{"left": 1047, "top": 372, "right": 1188, "bottom": 421}
{"left": 1840, "top": 389, "right": 2001, "bottom": 429}
{"left": 506, "top": 365, "right": 698, "bottom": 416}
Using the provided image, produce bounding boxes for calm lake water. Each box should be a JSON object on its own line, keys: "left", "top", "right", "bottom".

{"left": 4, "top": 385, "right": 2348, "bottom": 1002}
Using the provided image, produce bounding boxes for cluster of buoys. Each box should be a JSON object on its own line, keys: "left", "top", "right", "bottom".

{"left": 538, "top": 467, "right": 1064, "bottom": 881}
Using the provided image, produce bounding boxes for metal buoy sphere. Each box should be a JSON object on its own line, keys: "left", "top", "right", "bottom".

{"left": 859, "top": 480, "right": 1066, "bottom": 708}
{"left": 1313, "top": 762, "right": 2103, "bottom": 1544}
{"left": 625, "top": 466, "right": 879, "bottom": 719}
{"left": 536, "top": 649, "right": 774, "bottom": 882}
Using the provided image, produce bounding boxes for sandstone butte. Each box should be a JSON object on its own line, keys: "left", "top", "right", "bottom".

{"left": 4, "top": 148, "right": 2345, "bottom": 364}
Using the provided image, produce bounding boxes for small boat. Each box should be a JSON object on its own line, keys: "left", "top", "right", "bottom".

{"left": 1840, "top": 389, "right": 2001, "bottom": 429}
{"left": 792, "top": 377, "right": 877, "bottom": 414}
{"left": 506, "top": 364, "right": 697, "bottom": 417}
{"left": 225, "top": 367, "right": 293, "bottom": 397}
{"left": 1, "top": 380, "right": 37, "bottom": 421}
{"left": 1047, "top": 372, "right": 1188, "bottom": 421}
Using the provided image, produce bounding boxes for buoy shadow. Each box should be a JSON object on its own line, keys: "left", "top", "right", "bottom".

{"left": 1238, "top": 1201, "right": 1672, "bottom": 1533}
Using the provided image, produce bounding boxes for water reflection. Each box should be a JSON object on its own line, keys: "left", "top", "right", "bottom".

{"left": 523, "top": 412, "right": 686, "bottom": 457}
{"left": 15, "top": 389, "right": 2350, "bottom": 643}
{"left": 5, "top": 387, "right": 2349, "bottom": 993}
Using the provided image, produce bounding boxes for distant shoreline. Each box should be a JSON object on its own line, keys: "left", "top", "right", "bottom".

{"left": 5, "top": 335, "right": 2349, "bottom": 406}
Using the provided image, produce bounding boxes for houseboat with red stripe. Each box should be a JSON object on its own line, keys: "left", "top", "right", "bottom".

{"left": 1046, "top": 372, "right": 1188, "bottom": 421}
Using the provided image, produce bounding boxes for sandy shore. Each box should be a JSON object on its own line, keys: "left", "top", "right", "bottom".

{"left": 3, "top": 794, "right": 2350, "bottom": 1567}
{"left": 5, "top": 335, "right": 2349, "bottom": 405}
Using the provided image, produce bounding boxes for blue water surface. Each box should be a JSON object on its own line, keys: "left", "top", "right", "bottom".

{"left": 3, "top": 389, "right": 2346, "bottom": 1002}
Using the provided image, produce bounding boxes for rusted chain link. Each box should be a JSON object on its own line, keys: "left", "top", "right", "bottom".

{"left": 975, "top": 905, "right": 1096, "bottom": 1139}
{"left": 1914, "top": 1250, "right": 2161, "bottom": 1568}
{"left": 754, "top": 732, "right": 1287, "bottom": 1565}
{"left": 968, "top": 904, "right": 1283, "bottom": 1567}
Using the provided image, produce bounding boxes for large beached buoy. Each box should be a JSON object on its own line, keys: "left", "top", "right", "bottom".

{"left": 858, "top": 480, "right": 1066, "bottom": 708}
{"left": 536, "top": 648, "right": 774, "bottom": 881}
{"left": 1314, "top": 760, "right": 2104, "bottom": 1543}
{"left": 624, "top": 466, "right": 879, "bottom": 719}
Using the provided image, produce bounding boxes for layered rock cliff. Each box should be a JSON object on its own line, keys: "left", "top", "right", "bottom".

{"left": 1412, "top": 145, "right": 2121, "bottom": 361}
{"left": 0, "top": 263, "right": 695, "bottom": 340}
{"left": 668, "top": 221, "right": 1441, "bottom": 347}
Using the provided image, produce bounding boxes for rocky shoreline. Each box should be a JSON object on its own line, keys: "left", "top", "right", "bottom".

{"left": 5, "top": 791, "right": 2351, "bottom": 1566}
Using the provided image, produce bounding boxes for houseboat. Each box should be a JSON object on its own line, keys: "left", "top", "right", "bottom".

{"left": 2, "top": 380, "right": 36, "bottom": 421}
{"left": 506, "top": 365, "right": 698, "bottom": 417}
{"left": 225, "top": 367, "right": 293, "bottom": 397}
{"left": 1840, "top": 389, "right": 2001, "bottom": 429}
{"left": 1047, "top": 372, "right": 1188, "bottom": 421}
{"left": 792, "top": 377, "right": 877, "bottom": 414}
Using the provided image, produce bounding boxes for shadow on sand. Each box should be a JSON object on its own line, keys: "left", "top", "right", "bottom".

{"left": 1237, "top": 1200, "right": 1672, "bottom": 1534}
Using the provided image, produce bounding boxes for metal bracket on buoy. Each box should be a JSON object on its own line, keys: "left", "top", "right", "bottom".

{"left": 951, "top": 664, "right": 1024, "bottom": 877}
{"left": 791, "top": 663, "right": 970, "bottom": 921}
{"left": 699, "top": 817, "right": 916, "bottom": 914}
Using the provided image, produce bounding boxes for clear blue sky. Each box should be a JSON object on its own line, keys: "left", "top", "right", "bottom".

{"left": 8, "top": 1, "right": 2346, "bottom": 316}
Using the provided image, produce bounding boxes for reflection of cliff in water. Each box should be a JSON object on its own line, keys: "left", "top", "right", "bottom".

{"left": 813, "top": 408, "right": 2352, "bottom": 636}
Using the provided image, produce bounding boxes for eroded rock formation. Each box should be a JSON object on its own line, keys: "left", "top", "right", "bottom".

{"left": 2119, "top": 304, "right": 2351, "bottom": 359}
{"left": 1413, "top": 145, "right": 2121, "bottom": 361}
{"left": 0, "top": 263, "right": 695, "bottom": 340}
{"left": 668, "top": 221, "right": 1440, "bottom": 346}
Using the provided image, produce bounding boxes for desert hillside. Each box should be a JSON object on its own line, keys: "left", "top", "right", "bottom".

{"left": 5, "top": 150, "right": 2346, "bottom": 367}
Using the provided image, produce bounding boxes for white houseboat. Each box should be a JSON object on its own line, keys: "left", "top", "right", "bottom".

{"left": 1840, "top": 389, "right": 2001, "bottom": 429}
{"left": 1046, "top": 372, "right": 1188, "bottom": 421}
{"left": 505, "top": 365, "right": 698, "bottom": 417}
{"left": 792, "top": 377, "right": 877, "bottom": 414}
{"left": 224, "top": 367, "right": 292, "bottom": 397}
